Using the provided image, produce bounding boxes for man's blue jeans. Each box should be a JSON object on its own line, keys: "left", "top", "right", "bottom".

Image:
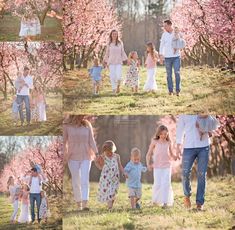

{"left": 30, "top": 193, "right": 41, "bottom": 222}
{"left": 17, "top": 95, "right": 31, "bottom": 123}
{"left": 165, "top": 56, "right": 181, "bottom": 93}
{"left": 182, "top": 146, "right": 210, "bottom": 205}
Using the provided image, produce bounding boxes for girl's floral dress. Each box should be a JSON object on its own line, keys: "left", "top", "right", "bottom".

{"left": 124, "top": 60, "right": 139, "bottom": 88}
{"left": 98, "top": 154, "right": 120, "bottom": 202}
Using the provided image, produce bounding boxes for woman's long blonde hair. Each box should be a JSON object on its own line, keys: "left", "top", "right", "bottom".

{"left": 64, "top": 115, "right": 90, "bottom": 127}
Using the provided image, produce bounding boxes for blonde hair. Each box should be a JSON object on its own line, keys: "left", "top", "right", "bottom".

{"left": 128, "top": 51, "right": 137, "bottom": 61}
{"left": 40, "top": 190, "right": 46, "bottom": 197}
{"left": 22, "top": 184, "right": 30, "bottom": 191}
{"left": 131, "top": 147, "right": 141, "bottom": 158}
{"left": 154, "top": 125, "right": 170, "bottom": 141}
{"left": 102, "top": 140, "right": 117, "bottom": 154}
{"left": 7, "top": 176, "right": 14, "bottom": 189}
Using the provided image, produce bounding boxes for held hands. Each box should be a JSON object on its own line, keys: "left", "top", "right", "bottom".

{"left": 147, "top": 164, "right": 153, "bottom": 171}
{"left": 123, "top": 172, "right": 128, "bottom": 179}
{"left": 176, "top": 144, "right": 182, "bottom": 160}
{"left": 159, "top": 55, "right": 164, "bottom": 65}
{"left": 95, "top": 154, "right": 104, "bottom": 169}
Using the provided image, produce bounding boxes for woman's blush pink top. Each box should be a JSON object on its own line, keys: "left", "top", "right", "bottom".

{"left": 63, "top": 124, "right": 98, "bottom": 161}
{"left": 104, "top": 42, "right": 128, "bottom": 65}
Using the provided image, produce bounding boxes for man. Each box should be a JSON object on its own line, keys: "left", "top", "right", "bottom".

{"left": 15, "top": 66, "right": 33, "bottom": 126}
{"left": 159, "top": 19, "right": 183, "bottom": 96}
{"left": 29, "top": 168, "right": 47, "bottom": 223}
{"left": 176, "top": 115, "right": 218, "bottom": 210}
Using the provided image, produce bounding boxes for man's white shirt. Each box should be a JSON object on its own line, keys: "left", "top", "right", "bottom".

{"left": 15, "top": 75, "right": 33, "bottom": 96}
{"left": 159, "top": 31, "right": 180, "bottom": 58}
{"left": 176, "top": 115, "right": 210, "bottom": 148}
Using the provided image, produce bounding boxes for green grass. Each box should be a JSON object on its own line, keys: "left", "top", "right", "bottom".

{"left": 63, "top": 66, "right": 235, "bottom": 115}
{"left": 0, "top": 194, "right": 62, "bottom": 230}
{"left": 0, "top": 15, "right": 62, "bottom": 41}
{"left": 63, "top": 175, "right": 235, "bottom": 229}
{"left": 0, "top": 93, "right": 62, "bottom": 135}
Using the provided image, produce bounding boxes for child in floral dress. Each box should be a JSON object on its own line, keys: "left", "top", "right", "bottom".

{"left": 39, "top": 190, "right": 49, "bottom": 223}
{"left": 95, "top": 140, "right": 127, "bottom": 209}
{"left": 124, "top": 51, "right": 140, "bottom": 93}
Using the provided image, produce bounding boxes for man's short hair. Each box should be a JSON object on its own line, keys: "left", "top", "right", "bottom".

{"left": 164, "top": 19, "right": 172, "bottom": 25}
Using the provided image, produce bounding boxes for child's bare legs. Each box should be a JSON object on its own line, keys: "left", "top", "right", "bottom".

{"left": 96, "top": 82, "right": 100, "bottom": 94}
{"left": 130, "top": 197, "right": 136, "bottom": 209}
{"left": 130, "top": 196, "right": 140, "bottom": 209}
{"left": 77, "top": 201, "right": 82, "bottom": 210}
{"left": 93, "top": 82, "right": 96, "bottom": 95}
{"left": 135, "top": 86, "right": 138, "bottom": 93}
{"left": 107, "top": 199, "right": 114, "bottom": 209}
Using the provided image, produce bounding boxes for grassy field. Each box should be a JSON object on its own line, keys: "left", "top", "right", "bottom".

{"left": 0, "top": 93, "right": 62, "bottom": 135}
{"left": 0, "top": 194, "right": 62, "bottom": 230}
{"left": 63, "top": 66, "right": 235, "bottom": 115}
{"left": 63, "top": 175, "right": 235, "bottom": 230}
{"left": 0, "top": 15, "right": 62, "bottom": 41}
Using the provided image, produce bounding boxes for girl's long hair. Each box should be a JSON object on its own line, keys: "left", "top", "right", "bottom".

{"left": 146, "top": 42, "right": 157, "bottom": 62}
{"left": 153, "top": 125, "right": 170, "bottom": 141}
{"left": 109, "top": 30, "right": 121, "bottom": 46}
{"left": 7, "top": 176, "right": 14, "bottom": 190}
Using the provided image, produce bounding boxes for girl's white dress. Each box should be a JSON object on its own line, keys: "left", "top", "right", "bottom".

{"left": 39, "top": 197, "right": 48, "bottom": 219}
{"left": 18, "top": 203, "right": 30, "bottom": 223}
{"left": 143, "top": 54, "right": 157, "bottom": 91}
{"left": 143, "top": 68, "right": 157, "bottom": 91}
{"left": 18, "top": 191, "right": 31, "bottom": 223}
{"left": 37, "top": 101, "right": 47, "bottom": 121}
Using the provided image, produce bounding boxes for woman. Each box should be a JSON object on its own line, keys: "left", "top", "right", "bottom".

{"left": 63, "top": 115, "right": 98, "bottom": 211}
{"left": 104, "top": 30, "right": 128, "bottom": 94}
{"left": 7, "top": 176, "right": 20, "bottom": 223}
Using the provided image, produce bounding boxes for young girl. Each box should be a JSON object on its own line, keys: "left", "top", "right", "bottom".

{"left": 95, "top": 140, "right": 127, "bottom": 209}
{"left": 18, "top": 184, "right": 31, "bottom": 223}
{"left": 124, "top": 51, "right": 140, "bottom": 93}
{"left": 146, "top": 125, "right": 178, "bottom": 207}
{"left": 103, "top": 30, "right": 128, "bottom": 94}
{"left": 39, "top": 190, "right": 49, "bottom": 223}
{"left": 30, "top": 87, "right": 39, "bottom": 122}
{"left": 7, "top": 176, "right": 20, "bottom": 223}
{"left": 143, "top": 42, "right": 159, "bottom": 92}
{"left": 89, "top": 58, "right": 103, "bottom": 95}
{"left": 36, "top": 86, "right": 47, "bottom": 122}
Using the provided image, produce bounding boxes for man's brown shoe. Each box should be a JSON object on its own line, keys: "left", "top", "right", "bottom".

{"left": 184, "top": 196, "right": 191, "bottom": 209}
{"left": 196, "top": 203, "right": 204, "bottom": 211}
